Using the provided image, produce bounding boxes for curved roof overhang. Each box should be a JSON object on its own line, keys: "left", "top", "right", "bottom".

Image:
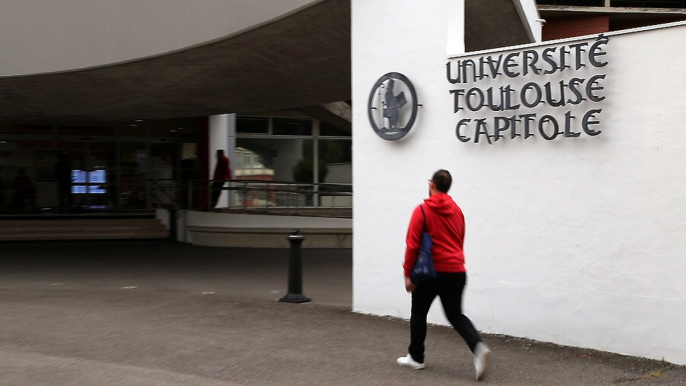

{"left": 465, "top": 0, "right": 536, "bottom": 52}
{"left": 0, "top": 0, "right": 350, "bottom": 122}
{"left": 0, "top": 0, "right": 535, "bottom": 123}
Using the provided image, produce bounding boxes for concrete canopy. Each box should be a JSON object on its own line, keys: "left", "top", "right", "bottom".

{"left": 0, "top": 0, "right": 533, "bottom": 123}
{"left": 465, "top": 0, "right": 535, "bottom": 52}
{"left": 0, "top": 0, "right": 351, "bottom": 122}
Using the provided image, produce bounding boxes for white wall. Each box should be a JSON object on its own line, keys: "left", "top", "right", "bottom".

{"left": 515, "top": 0, "right": 543, "bottom": 43}
{"left": 0, "top": 0, "right": 319, "bottom": 76}
{"left": 174, "top": 210, "right": 352, "bottom": 243}
{"left": 352, "top": 0, "right": 686, "bottom": 365}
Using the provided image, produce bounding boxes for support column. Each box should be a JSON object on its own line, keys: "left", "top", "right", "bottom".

{"left": 313, "top": 119, "right": 320, "bottom": 207}
{"left": 227, "top": 114, "right": 236, "bottom": 208}
{"left": 446, "top": 0, "right": 465, "bottom": 55}
{"left": 208, "top": 114, "right": 235, "bottom": 208}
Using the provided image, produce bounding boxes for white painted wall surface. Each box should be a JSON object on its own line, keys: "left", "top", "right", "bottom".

{"left": 446, "top": 0, "right": 465, "bottom": 55}
{"left": 184, "top": 210, "right": 352, "bottom": 229}
{"left": 0, "top": 0, "right": 319, "bottom": 76}
{"left": 514, "top": 0, "right": 543, "bottom": 43}
{"left": 352, "top": 0, "right": 686, "bottom": 364}
{"left": 175, "top": 210, "right": 352, "bottom": 243}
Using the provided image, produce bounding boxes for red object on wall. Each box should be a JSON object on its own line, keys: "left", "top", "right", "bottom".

{"left": 543, "top": 15, "right": 610, "bottom": 41}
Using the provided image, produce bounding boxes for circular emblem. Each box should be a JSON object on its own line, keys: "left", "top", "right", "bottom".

{"left": 367, "top": 72, "right": 419, "bottom": 141}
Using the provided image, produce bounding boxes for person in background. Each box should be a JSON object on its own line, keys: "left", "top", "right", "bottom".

{"left": 210, "top": 149, "right": 232, "bottom": 209}
{"left": 398, "top": 169, "right": 491, "bottom": 381}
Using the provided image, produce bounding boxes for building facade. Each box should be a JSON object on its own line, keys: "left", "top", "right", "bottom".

{"left": 353, "top": 0, "right": 686, "bottom": 365}
{"left": 0, "top": 0, "right": 351, "bottom": 213}
{"left": 537, "top": 0, "right": 686, "bottom": 40}
{"left": 1, "top": 0, "right": 684, "bottom": 365}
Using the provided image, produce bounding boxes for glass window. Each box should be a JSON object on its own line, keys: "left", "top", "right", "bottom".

{"left": 612, "top": 0, "right": 685, "bottom": 7}
{"left": 537, "top": 0, "right": 602, "bottom": 5}
{"left": 237, "top": 117, "right": 269, "bottom": 134}
{"left": 319, "top": 140, "right": 352, "bottom": 184}
{"left": 120, "top": 142, "right": 147, "bottom": 209}
{"left": 251, "top": 154, "right": 264, "bottom": 169}
{"left": 235, "top": 138, "right": 312, "bottom": 182}
{"left": 272, "top": 118, "right": 312, "bottom": 136}
{"left": 320, "top": 121, "right": 351, "bottom": 137}
{"left": 182, "top": 143, "right": 197, "bottom": 160}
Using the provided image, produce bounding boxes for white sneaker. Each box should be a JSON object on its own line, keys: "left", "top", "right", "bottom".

{"left": 474, "top": 342, "right": 492, "bottom": 381}
{"left": 397, "top": 354, "right": 425, "bottom": 370}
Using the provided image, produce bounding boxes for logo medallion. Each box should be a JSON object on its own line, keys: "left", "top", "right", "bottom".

{"left": 367, "top": 72, "right": 419, "bottom": 141}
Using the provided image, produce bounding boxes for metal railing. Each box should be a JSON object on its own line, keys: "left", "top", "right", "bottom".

{"left": 147, "top": 178, "right": 353, "bottom": 216}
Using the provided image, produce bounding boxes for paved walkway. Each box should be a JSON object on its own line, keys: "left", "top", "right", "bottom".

{"left": 0, "top": 242, "right": 684, "bottom": 385}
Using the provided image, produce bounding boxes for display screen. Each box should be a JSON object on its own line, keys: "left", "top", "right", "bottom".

{"left": 71, "top": 170, "right": 107, "bottom": 194}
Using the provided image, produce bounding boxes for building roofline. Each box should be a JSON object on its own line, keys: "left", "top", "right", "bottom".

{"left": 447, "top": 19, "right": 686, "bottom": 59}
{"left": 538, "top": 5, "right": 686, "bottom": 15}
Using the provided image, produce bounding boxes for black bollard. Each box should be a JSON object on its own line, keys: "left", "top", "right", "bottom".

{"left": 278, "top": 229, "right": 311, "bottom": 303}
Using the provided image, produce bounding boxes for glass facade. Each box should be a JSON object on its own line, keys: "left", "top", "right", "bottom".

{"left": 0, "top": 113, "right": 352, "bottom": 213}
{"left": 0, "top": 118, "right": 201, "bottom": 214}
{"left": 234, "top": 115, "right": 352, "bottom": 208}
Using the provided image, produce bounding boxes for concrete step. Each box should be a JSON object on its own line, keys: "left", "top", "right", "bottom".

{"left": 0, "top": 227, "right": 167, "bottom": 235}
{"left": 186, "top": 226, "right": 352, "bottom": 248}
{"left": 0, "top": 226, "right": 166, "bottom": 234}
{"left": 0, "top": 218, "right": 168, "bottom": 241}
{"left": 0, "top": 219, "right": 163, "bottom": 228}
{"left": 0, "top": 232, "right": 169, "bottom": 241}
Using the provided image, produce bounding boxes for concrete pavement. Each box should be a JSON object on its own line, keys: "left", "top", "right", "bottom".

{"left": 0, "top": 242, "right": 684, "bottom": 385}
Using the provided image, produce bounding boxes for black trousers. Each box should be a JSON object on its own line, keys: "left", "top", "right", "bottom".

{"left": 409, "top": 272, "right": 482, "bottom": 364}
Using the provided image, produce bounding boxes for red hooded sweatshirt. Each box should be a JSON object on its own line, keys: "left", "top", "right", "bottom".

{"left": 403, "top": 192, "right": 466, "bottom": 278}
{"left": 213, "top": 155, "right": 232, "bottom": 181}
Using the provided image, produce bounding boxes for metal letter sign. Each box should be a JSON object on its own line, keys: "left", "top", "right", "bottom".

{"left": 368, "top": 72, "right": 419, "bottom": 141}
{"left": 447, "top": 34, "right": 609, "bottom": 144}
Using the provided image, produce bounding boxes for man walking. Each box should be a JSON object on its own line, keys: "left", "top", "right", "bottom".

{"left": 397, "top": 169, "right": 491, "bottom": 381}
{"left": 211, "top": 149, "right": 232, "bottom": 209}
